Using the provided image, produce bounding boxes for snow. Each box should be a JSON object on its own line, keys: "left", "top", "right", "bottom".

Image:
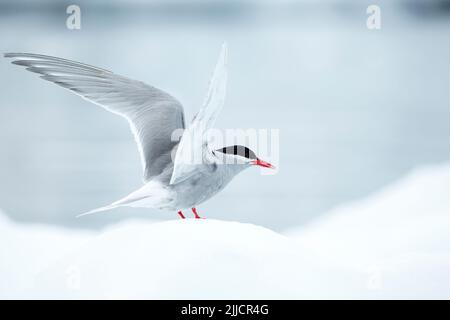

{"left": 1, "top": 163, "right": 450, "bottom": 299}
{"left": 0, "top": 214, "right": 93, "bottom": 298}
{"left": 8, "top": 219, "right": 359, "bottom": 299}
{"left": 287, "top": 163, "right": 450, "bottom": 298}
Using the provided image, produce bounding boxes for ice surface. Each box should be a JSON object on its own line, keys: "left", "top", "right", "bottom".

{"left": 0, "top": 214, "right": 93, "bottom": 298}
{"left": 1, "top": 163, "right": 450, "bottom": 299}
{"left": 287, "top": 162, "right": 450, "bottom": 298}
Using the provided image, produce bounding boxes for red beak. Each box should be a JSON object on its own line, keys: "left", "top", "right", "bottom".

{"left": 252, "top": 159, "right": 276, "bottom": 169}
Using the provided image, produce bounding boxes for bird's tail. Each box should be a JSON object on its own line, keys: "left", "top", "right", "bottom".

{"left": 77, "top": 182, "right": 163, "bottom": 218}
{"left": 76, "top": 203, "right": 118, "bottom": 218}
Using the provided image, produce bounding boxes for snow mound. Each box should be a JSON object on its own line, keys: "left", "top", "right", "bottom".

{"left": 1, "top": 162, "right": 450, "bottom": 299}
{"left": 0, "top": 213, "right": 93, "bottom": 299}
{"left": 29, "top": 219, "right": 358, "bottom": 299}
{"left": 287, "top": 163, "right": 450, "bottom": 298}
{"left": 288, "top": 163, "right": 450, "bottom": 260}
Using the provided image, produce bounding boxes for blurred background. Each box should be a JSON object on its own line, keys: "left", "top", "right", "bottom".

{"left": 0, "top": 0, "right": 449, "bottom": 231}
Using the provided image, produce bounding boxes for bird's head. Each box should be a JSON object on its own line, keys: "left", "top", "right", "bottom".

{"left": 213, "top": 145, "right": 275, "bottom": 169}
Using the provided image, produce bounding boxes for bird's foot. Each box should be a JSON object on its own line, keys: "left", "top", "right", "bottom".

{"left": 177, "top": 211, "right": 186, "bottom": 219}
{"left": 191, "top": 207, "right": 205, "bottom": 219}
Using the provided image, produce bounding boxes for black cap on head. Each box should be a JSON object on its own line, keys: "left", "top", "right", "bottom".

{"left": 215, "top": 145, "right": 257, "bottom": 160}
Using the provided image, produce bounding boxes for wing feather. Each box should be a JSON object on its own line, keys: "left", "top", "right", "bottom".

{"left": 5, "top": 53, "right": 185, "bottom": 181}
{"left": 170, "top": 42, "right": 227, "bottom": 184}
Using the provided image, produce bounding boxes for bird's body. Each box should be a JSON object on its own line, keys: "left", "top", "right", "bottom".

{"left": 5, "top": 44, "right": 274, "bottom": 219}
{"left": 113, "top": 160, "right": 248, "bottom": 212}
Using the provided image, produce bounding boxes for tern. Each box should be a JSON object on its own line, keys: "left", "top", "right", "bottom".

{"left": 5, "top": 43, "right": 275, "bottom": 219}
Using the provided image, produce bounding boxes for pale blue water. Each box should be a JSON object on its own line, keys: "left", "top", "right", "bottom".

{"left": 0, "top": 1, "right": 449, "bottom": 231}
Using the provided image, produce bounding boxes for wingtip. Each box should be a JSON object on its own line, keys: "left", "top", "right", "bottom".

{"left": 221, "top": 42, "right": 228, "bottom": 60}
{"left": 4, "top": 53, "right": 26, "bottom": 59}
{"left": 4, "top": 53, "right": 37, "bottom": 59}
{"left": 216, "top": 42, "right": 227, "bottom": 68}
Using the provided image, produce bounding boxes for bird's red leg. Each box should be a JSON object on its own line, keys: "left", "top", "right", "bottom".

{"left": 177, "top": 211, "right": 186, "bottom": 219}
{"left": 191, "top": 207, "right": 203, "bottom": 219}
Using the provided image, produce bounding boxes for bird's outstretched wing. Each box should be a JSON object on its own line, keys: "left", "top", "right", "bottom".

{"left": 170, "top": 42, "right": 228, "bottom": 184}
{"left": 4, "top": 53, "right": 185, "bottom": 182}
